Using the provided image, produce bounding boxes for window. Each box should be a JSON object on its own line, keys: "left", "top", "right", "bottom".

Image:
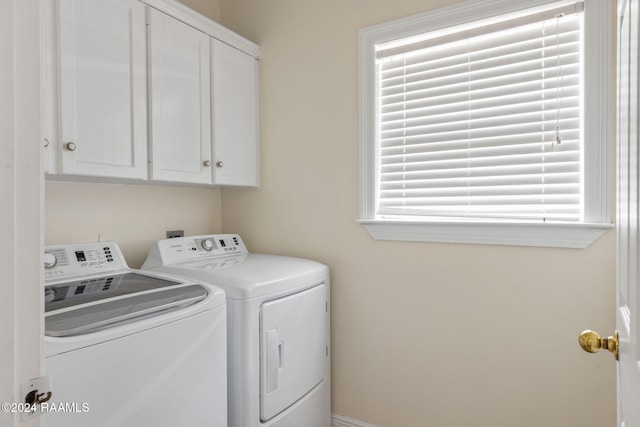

{"left": 358, "top": 0, "right": 613, "bottom": 248}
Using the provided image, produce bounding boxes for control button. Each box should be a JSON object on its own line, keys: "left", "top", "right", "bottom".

{"left": 202, "top": 239, "right": 214, "bottom": 251}
{"left": 44, "top": 288, "right": 55, "bottom": 304}
{"left": 43, "top": 252, "right": 57, "bottom": 269}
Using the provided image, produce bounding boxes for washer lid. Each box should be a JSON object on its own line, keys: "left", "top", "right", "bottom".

{"left": 44, "top": 272, "right": 209, "bottom": 337}
{"left": 45, "top": 272, "right": 184, "bottom": 312}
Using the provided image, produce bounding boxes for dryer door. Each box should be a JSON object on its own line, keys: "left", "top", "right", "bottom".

{"left": 260, "top": 284, "right": 327, "bottom": 421}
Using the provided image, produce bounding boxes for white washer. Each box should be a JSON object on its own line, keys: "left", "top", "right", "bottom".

{"left": 44, "top": 241, "right": 227, "bottom": 427}
{"left": 142, "top": 234, "right": 331, "bottom": 427}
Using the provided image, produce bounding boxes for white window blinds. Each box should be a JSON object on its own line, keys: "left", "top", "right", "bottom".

{"left": 375, "top": 2, "right": 583, "bottom": 222}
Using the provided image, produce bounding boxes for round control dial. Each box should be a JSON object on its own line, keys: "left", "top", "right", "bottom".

{"left": 201, "top": 239, "right": 215, "bottom": 251}
{"left": 44, "top": 288, "right": 55, "bottom": 304}
{"left": 43, "top": 252, "right": 57, "bottom": 269}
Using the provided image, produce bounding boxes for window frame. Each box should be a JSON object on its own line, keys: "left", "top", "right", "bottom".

{"left": 358, "top": 0, "right": 614, "bottom": 248}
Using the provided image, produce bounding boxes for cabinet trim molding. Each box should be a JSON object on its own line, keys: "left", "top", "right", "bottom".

{"left": 140, "top": 0, "right": 260, "bottom": 58}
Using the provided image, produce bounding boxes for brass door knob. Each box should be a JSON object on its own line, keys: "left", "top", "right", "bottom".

{"left": 579, "top": 330, "right": 618, "bottom": 360}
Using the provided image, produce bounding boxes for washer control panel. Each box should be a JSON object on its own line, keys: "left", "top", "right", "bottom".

{"left": 153, "top": 234, "right": 248, "bottom": 265}
{"left": 44, "top": 242, "right": 127, "bottom": 281}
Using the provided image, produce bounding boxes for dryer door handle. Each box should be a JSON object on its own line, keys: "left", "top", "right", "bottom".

{"left": 266, "top": 329, "right": 283, "bottom": 393}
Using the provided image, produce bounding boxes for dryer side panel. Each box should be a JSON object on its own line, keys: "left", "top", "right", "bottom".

{"left": 259, "top": 283, "right": 327, "bottom": 422}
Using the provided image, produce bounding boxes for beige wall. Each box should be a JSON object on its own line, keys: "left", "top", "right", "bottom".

{"left": 45, "top": 181, "right": 222, "bottom": 268}
{"left": 43, "top": 0, "right": 618, "bottom": 425}
{"left": 177, "top": 0, "right": 220, "bottom": 22}
{"left": 219, "top": 1, "right": 617, "bottom": 426}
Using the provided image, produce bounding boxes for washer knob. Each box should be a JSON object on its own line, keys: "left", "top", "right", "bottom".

{"left": 202, "top": 239, "right": 214, "bottom": 251}
{"left": 44, "top": 288, "right": 55, "bottom": 304}
{"left": 43, "top": 252, "right": 57, "bottom": 269}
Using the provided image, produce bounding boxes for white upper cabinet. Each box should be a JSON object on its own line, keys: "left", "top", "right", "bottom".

{"left": 211, "top": 39, "right": 259, "bottom": 187}
{"left": 54, "top": 0, "right": 148, "bottom": 179}
{"left": 44, "top": 0, "right": 260, "bottom": 187}
{"left": 148, "top": 8, "right": 212, "bottom": 184}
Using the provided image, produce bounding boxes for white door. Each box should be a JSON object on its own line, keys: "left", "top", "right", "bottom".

{"left": 211, "top": 39, "right": 259, "bottom": 187}
{"left": 57, "top": 0, "right": 148, "bottom": 179}
{"left": 148, "top": 8, "right": 212, "bottom": 184}
{"left": 617, "top": 0, "right": 640, "bottom": 425}
{"left": 1, "top": 1, "right": 43, "bottom": 426}
{"left": 260, "top": 285, "right": 327, "bottom": 421}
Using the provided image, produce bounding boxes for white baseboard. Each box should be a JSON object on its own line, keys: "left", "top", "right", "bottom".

{"left": 332, "top": 414, "right": 379, "bottom": 427}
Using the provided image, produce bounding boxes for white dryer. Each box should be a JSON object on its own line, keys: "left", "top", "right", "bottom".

{"left": 44, "top": 241, "right": 227, "bottom": 427}
{"left": 142, "top": 234, "right": 331, "bottom": 427}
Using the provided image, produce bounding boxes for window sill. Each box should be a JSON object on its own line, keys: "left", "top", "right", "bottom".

{"left": 357, "top": 219, "right": 613, "bottom": 248}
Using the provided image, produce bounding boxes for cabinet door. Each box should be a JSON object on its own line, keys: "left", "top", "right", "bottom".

{"left": 148, "top": 9, "right": 212, "bottom": 184}
{"left": 57, "top": 0, "right": 148, "bottom": 179}
{"left": 211, "top": 39, "right": 259, "bottom": 187}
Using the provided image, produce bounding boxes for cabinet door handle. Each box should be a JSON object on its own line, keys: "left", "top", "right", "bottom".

{"left": 216, "top": 161, "right": 224, "bottom": 168}
{"left": 65, "top": 142, "right": 77, "bottom": 151}
{"left": 203, "top": 160, "right": 212, "bottom": 167}
{"left": 43, "top": 138, "right": 50, "bottom": 148}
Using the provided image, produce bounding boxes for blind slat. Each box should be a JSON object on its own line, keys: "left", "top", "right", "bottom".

{"left": 375, "top": 8, "right": 583, "bottom": 222}
{"left": 380, "top": 38, "right": 580, "bottom": 83}
{"left": 376, "top": 2, "right": 583, "bottom": 58}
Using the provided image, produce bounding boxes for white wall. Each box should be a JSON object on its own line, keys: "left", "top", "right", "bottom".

{"left": 218, "top": 1, "right": 617, "bottom": 426}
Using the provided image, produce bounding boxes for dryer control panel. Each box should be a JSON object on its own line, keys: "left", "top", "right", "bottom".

{"left": 144, "top": 234, "right": 249, "bottom": 267}
{"left": 44, "top": 242, "right": 128, "bottom": 281}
